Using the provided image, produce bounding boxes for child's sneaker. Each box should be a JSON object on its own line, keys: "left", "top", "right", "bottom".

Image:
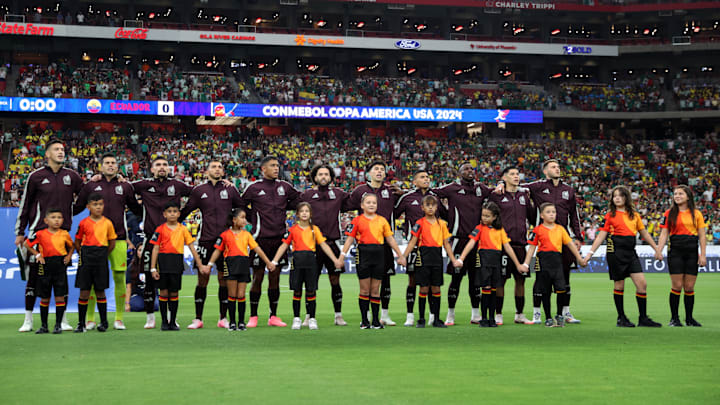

{"left": 144, "top": 314, "right": 156, "bottom": 329}
{"left": 169, "top": 323, "right": 180, "bottom": 331}
{"left": 432, "top": 319, "right": 447, "bottom": 328}
{"left": 187, "top": 319, "right": 204, "bottom": 329}
{"left": 61, "top": 313, "right": 73, "bottom": 331}
{"left": 114, "top": 320, "right": 126, "bottom": 330}
{"left": 360, "top": 321, "right": 371, "bottom": 329}
{"left": 86, "top": 321, "right": 97, "bottom": 330}
{"left": 247, "top": 316, "right": 258, "bottom": 328}
{"left": 228, "top": 323, "right": 237, "bottom": 331}
{"left": 445, "top": 312, "right": 455, "bottom": 326}
{"left": 52, "top": 324, "right": 62, "bottom": 334}
{"left": 371, "top": 320, "right": 384, "bottom": 329}
{"left": 532, "top": 311, "right": 543, "bottom": 325}
{"left": 268, "top": 316, "right": 287, "bottom": 327}
{"left": 161, "top": 322, "right": 170, "bottom": 331}
{"left": 217, "top": 318, "right": 229, "bottom": 329}
{"left": 18, "top": 318, "right": 33, "bottom": 332}
{"left": 96, "top": 322, "right": 109, "bottom": 332}
{"left": 302, "top": 314, "right": 310, "bottom": 327}
{"left": 334, "top": 315, "right": 347, "bottom": 326}
{"left": 308, "top": 318, "right": 318, "bottom": 330}
{"left": 495, "top": 314, "right": 503, "bottom": 325}
{"left": 488, "top": 319, "right": 498, "bottom": 328}
{"left": 544, "top": 318, "right": 555, "bottom": 327}
{"left": 292, "top": 317, "right": 302, "bottom": 330}
{"left": 404, "top": 313, "right": 415, "bottom": 327}
{"left": 35, "top": 325, "right": 49, "bottom": 334}
{"left": 237, "top": 323, "right": 247, "bottom": 331}
{"left": 515, "top": 313, "right": 531, "bottom": 324}
{"left": 73, "top": 323, "right": 87, "bottom": 333}
{"left": 479, "top": 319, "right": 490, "bottom": 328}
{"left": 416, "top": 318, "right": 426, "bottom": 328}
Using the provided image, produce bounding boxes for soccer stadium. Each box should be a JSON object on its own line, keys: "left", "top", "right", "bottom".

{"left": 1, "top": 0, "right": 719, "bottom": 403}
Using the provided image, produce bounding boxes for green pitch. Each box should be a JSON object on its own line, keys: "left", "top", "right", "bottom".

{"left": 1, "top": 273, "right": 718, "bottom": 404}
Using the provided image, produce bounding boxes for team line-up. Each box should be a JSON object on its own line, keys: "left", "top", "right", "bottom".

{"left": 15, "top": 139, "right": 708, "bottom": 333}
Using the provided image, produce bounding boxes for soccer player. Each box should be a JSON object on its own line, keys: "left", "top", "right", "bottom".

{"left": 24, "top": 209, "right": 74, "bottom": 334}
{"left": 74, "top": 153, "right": 142, "bottom": 330}
{"left": 180, "top": 159, "right": 243, "bottom": 330}
{"left": 458, "top": 202, "right": 528, "bottom": 327}
{"left": 655, "top": 185, "right": 707, "bottom": 327}
{"left": 489, "top": 167, "right": 535, "bottom": 325}
{"left": 402, "top": 195, "right": 460, "bottom": 328}
{"left": 149, "top": 201, "right": 207, "bottom": 331}
{"left": 132, "top": 156, "right": 192, "bottom": 329}
{"left": 348, "top": 160, "right": 402, "bottom": 326}
{"left": 272, "top": 202, "right": 343, "bottom": 330}
{"left": 208, "top": 208, "right": 276, "bottom": 331}
{"left": 522, "top": 203, "right": 586, "bottom": 328}
{"left": 341, "top": 193, "right": 407, "bottom": 329}
{"left": 15, "top": 138, "right": 82, "bottom": 332}
{"left": 583, "top": 186, "right": 662, "bottom": 327}
{"left": 394, "top": 169, "right": 443, "bottom": 326}
{"left": 300, "top": 164, "right": 352, "bottom": 326}
{"left": 73, "top": 193, "right": 117, "bottom": 333}
{"left": 241, "top": 156, "right": 300, "bottom": 327}
{"left": 498, "top": 159, "right": 583, "bottom": 324}
{"left": 433, "top": 163, "right": 491, "bottom": 325}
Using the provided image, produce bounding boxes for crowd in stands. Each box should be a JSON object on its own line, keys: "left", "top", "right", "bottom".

{"left": 673, "top": 79, "right": 720, "bottom": 110}
{"left": 137, "top": 64, "right": 247, "bottom": 102}
{"left": 3, "top": 123, "right": 719, "bottom": 244}
{"left": 559, "top": 76, "right": 665, "bottom": 112}
{"left": 16, "top": 61, "right": 131, "bottom": 99}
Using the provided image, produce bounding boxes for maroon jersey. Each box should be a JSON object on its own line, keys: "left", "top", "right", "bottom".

{"left": 523, "top": 179, "right": 581, "bottom": 239}
{"left": 300, "top": 185, "right": 351, "bottom": 240}
{"left": 489, "top": 188, "right": 535, "bottom": 246}
{"left": 348, "top": 183, "right": 399, "bottom": 226}
{"left": 180, "top": 181, "right": 243, "bottom": 243}
{"left": 394, "top": 189, "right": 443, "bottom": 238}
{"left": 132, "top": 178, "right": 192, "bottom": 238}
{"left": 241, "top": 178, "right": 300, "bottom": 239}
{"left": 433, "top": 179, "right": 490, "bottom": 239}
{"left": 74, "top": 176, "right": 142, "bottom": 240}
{"left": 15, "top": 166, "right": 83, "bottom": 236}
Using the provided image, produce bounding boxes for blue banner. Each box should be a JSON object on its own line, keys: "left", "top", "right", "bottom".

{"left": 0, "top": 96, "right": 543, "bottom": 123}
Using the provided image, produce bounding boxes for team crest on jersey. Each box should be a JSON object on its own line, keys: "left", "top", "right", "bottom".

{"left": 458, "top": 189, "right": 466, "bottom": 195}
{"left": 312, "top": 193, "right": 319, "bottom": 199}
{"left": 220, "top": 190, "right": 228, "bottom": 199}
{"left": 562, "top": 191, "right": 569, "bottom": 200}
{"left": 41, "top": 178, "right": 50, "bottom": 184}
{"left": 411, "top": 200, "right": 419, "bottom": 205}
{"left": 201, "top": 193, "right": 208, "bottom": 199}
{"left": 519, "top": 196, "right": 526, "bottom": 205}
{"left": 63, "top": 175, "right": 71, "bottom": 185}
{"left": 476, "top": 187, "right": 483, "bottom": 197}
{"left": 381, "top": 189, "right": 389, "bottom": 199}
{"left": 328, "top": 190, "right": 336, "bottom": 199}
{"left": 277, "top": 186, "right": 285, "bottom": 196}
{"left": 115, "top": 185, "right": 123, "bottom": 195}
{"left": 168, "top": 185, "right": 176, "bottom": 196}
{"left": 542, "top": 189, "right": 550, "bottom": 194}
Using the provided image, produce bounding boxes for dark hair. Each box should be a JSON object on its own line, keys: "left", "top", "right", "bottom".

{"left": 163, "top": 201, "right": 180, "bottom": 211}
{"left": 539, "top": 202, "right": 555, "bottom": 213}
{"left": 45, "top": 208, "right": 62, "bottom": 217}
{"left": 228, "top": 207, "right": 246, "bottom": 228}
{"left": 482, "top": 201, "right": 503, "bottom": 229}
{"left": 101, "top": 153, "right": 116, "bottom": 163}
{"left": 609, "top": 185, "right": 636, "bottom": 220}
{"left": 260, "top": 155, "right": 279, "bottom": 167}
{"left": 151, "top": 156, "right": 168, "bottom": 165}
{"left": 366, "top": 160, "right": 386, "bottom": 173}
{"left": 422, "top": 194, "right": 438, "bottom": 206}
{"left": 295, "top": 202, "right": 319, "bottom": 243}
{"left": 668, "top": 185, "right": 696, "bottom": 232}
{"left": 501, "top": 166, "right": 519, "bottom": 177}
{"left": 310, "top": 163, "right": 335, "bottom": 184}
{"left": 46, "top": 138, "right": 64, "bottom": 150}
{"left": 413, "top": 168, "right": 429, "bottom": 178}
{"left": 542, "top": 159, "right": 559, "bottom": 170}
{"left": 207, "top": 158, "right": 223, "bottom": 167}
{"left": 88, "top": 193, "right": 104, "bottom": 203}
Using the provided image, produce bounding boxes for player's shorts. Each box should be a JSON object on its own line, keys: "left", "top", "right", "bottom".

{"left": 316, "top": 240, "right": 344, "bottom": 274}
{"left": 668, "top": 236, "right": 699, "bottom": 276}
{"left": 406, "top": 245, "right": 418, "bottom": 274}
{"left": 607, "top": 250, "right": 643, "bottom": 281}
{"left": 356, "top": 244, "right": 385, "bottom": 280}
{"left": 502, "top": 245, "right": 530, "bottom": 279}
{"left": 415, "top": 246, "right": 443, "bottom": 286}
{"left": 383, "top": 243, "right": 396, "bottom": 276}
{"left": 157, "top": 273, "right": 182, "bottom": 291}
{"left": 478, "top": 250, "right": 503, "bottom": 288}
{"left": 197, "top": 240, "right": 227, "bottom": 277}
{"left": 76, "top": 247, "right": 110, "bottom": 290}
{"left": 447, "top": 238, "right": 479, "bottom": 275}
{"left": 562, "top": 244, "right": 576, "bottom": 281}
{"left": 251, "top": 238, "right": 287, "bottom": 270}
{"left": 224, "top": 255, "right": 251, "bottom": 282}
{"left": 109, "top": 240, "right": 128, "bottom": 272}
{"left": 535, "top": 252, "right": 566, "bottom": 294}
{"left": 141, "top": 240, "right": 154, "bottom": 273}
{"left": 37, "top": 256, "right": 68, "bottom": 298}
{"left": 289, "top": 251, "right": 319, "bottom": 291}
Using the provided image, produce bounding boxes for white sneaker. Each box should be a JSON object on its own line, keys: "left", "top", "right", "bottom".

{"left": 18, "top": 318, "right": 33, "bottom": 332}
{"left": 308, "top": 318, "right": 318, "bottom": 330}
{"left": 302, "top": 314, "right": 310, "bottom": 327}
{"left": 144, "top": 313, "right": 156, "bottom": 329}
{"left": 564, "top": 313, "right": 581, "bottom": 324}
{"left": 514, "top": 313, "right": 531, "bottom": 324}
{"left": 113, "top": 320, "right": 126, "bottom": 330}
{"left": 471, "top": 308, "right": 481, "bottom": 324}
{"left": 380, "top": 316, "right": 396, "bottom": 326}
{"left": 61, "top": 313, "right": 73, "bottom": 331}
{"left": 445, "top": 312, "right": 455, "bottom": 326}
{"left": 291, "top": 317, "right": 302, "bottom": 330}
{"left": 429, "top": 313, "right": 435, "bottom": 324}
{"left": 187, "top": 319, "right": 204, "bottom": 329}
{"left": 86, "top": 321, "right": 97, "bottom": 330}
{"left": 404, "top": 313, "right": 415, "bottom": 327}
{"left": 531, "top": 311, "right": 542, "bottom": 325}
{"left": 495, "top": 314, "right": 504, "bottom": 326}
{"left": 334, "top": 315, "right": 347, "bottom": 326}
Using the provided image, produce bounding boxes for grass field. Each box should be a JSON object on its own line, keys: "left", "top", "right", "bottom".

{"left": 1, "top": 273, "right": 718, "bottom": 404}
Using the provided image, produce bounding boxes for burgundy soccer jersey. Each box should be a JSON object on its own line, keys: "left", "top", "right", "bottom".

{"left": 74, "top": 176, "right": 142, "bottom": 240}
{"left": 16, "top": 166, "right": 83, "bottom": 235}
{"left": 241, "top": 178, "right": 300, "bottom": 239}
{"left": 300, "top": 185, "right": 351, "bottom": 240}
{"left": 180, "top": 181, "right": 243, "bottom": 243}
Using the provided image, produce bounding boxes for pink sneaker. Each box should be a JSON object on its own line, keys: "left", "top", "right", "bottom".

{"left": 247, "top": 316, "right": 258, "bottom": 328}
{"left": 187, "top": 319, "right": 204, "bottom": 329}
{"left": 217, "top": 318, "right": 229, "bottom": 329}
{"left": 267, "top": 316, "right": 287, "bottom": 327}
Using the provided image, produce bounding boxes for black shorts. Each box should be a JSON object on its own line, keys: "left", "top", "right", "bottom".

{"left": 37, "top": 257, "right": 68, "bottom": 298}
{"left": 356, "top": 244, "right": 385, "bottom": 280}
{"left": 534, "top": 252, "right": 566, "bottom": 294}
{"left": 197, "top": 241, "right": 227, "bottom": 276}
{"left": 478, "top": 250, "right": 503, "bottom": 288}
{"left": 76, "top": 247, "right": 110, "bottom": 290}
{"left": 607, "top": 250, "right": 643, "bottom": 281}
{"left": 503, "top": 245, "right": 530, "bottom": 279}
{"left": 251, "top": 238, "right": 288, "bottom": 269}
{"left": 316, "top": 240, "right": 344, "bottom": 274}
{"left": 225, "top": 255, "right": 251, "bottom": 282}
{"left": 447, "top": 238, "right": 479, "bottom": 275}
{"left": 415, "top": 247, "right": 444, "bottom": 286}
{"left": 668, "top": 236, "right": 700, "bottom": 275}
{"left": 383, "top": 243, "right": 396, "bottom": 276}
{"left": 141, "top": 240, "right": 154, "bottom": 273}
{"left": 290, "top": 252, "right": 319, "bottom": 291}
{"left": 562, "top": 245, "right": 576, "bottom": 284}
{"left": 406, "top": 246, "right": 419, "bottom": 274}
{"left": 158, "top": 272, "right": 182, "bottom": 291}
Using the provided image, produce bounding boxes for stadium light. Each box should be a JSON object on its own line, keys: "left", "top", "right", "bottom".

{"left": 551, "top": 29, "right": 561, "bottom": 35}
